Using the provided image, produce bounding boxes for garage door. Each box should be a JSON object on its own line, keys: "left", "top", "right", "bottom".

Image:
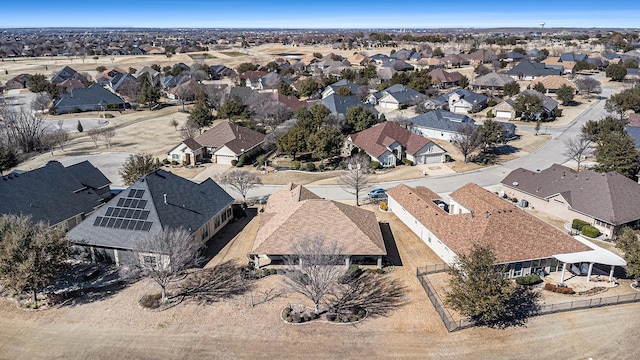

{"left": 215, "top": 155, "right": 235, "bottom": 164}
{"left": 496, "top": 110, "right": 512, "bottom": 119}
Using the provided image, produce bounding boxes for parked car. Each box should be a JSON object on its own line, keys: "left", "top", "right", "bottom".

{"left": 368, "top": 188, "right": 386, "bottom": 198}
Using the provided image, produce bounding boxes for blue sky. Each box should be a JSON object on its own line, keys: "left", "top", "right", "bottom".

{"left": 2, "top": 1, "right": 640, "bottom": 28}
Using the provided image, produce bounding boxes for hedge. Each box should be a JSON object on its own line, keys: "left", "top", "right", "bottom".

{"left": 305, "top": 162, "right": 316, "bottom": 171}
{"left": 544, "top": 282, "right": 575, "bottom": 294}
{"left": 581, "top": 225, "right": 601, "bottom": 238}
{"left": 515, "top": 274, "right": 542, "bottom": 286}
{"left": 572, "top": 219, "right": 590, "bottom": 231}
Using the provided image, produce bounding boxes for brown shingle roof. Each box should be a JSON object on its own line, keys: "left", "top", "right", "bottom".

{"left": 501, "top": 164, "right": 640, "bottom": 225}
{"left": 349, "top": 121, "right": 434, "bottom": 158}
{"left": 194, "top": 121, "right": 265, "bottom": 155}
{"left": 428, "top": 69, "right": 463, "bottom": 83}
{"left": 530, "top": 75, "right": 577, "bottom": 91}
{"left": 387, "top": 183, "right": 590, "bottom": 264}
{"left": 253, "top": 184, "right": 386, "bottom": 256}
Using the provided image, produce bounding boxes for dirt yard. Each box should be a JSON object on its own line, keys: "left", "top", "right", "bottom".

{"left": 1, "top": 205, "right": 639, "bottom": 359}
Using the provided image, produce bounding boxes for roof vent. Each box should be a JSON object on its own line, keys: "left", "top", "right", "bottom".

{"left": 512, "top": 182, "right": 519, "bottom": 186}
{"left": 163, "top": 194, "right": 167, "bottom": 205}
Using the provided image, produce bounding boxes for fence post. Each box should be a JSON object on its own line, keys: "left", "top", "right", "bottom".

{"left": 589, "top": 298, "right": 592, "bottom": 307}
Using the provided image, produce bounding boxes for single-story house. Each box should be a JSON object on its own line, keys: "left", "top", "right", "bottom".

{"left": 493, "top": 89, "right": 558, "bottom": 121}
{"left": 428, "top": 69, "right": 463, "bottom": 88}
{"left": 529, "top": 75, "right": 578, "bottom": 94}
{"left": 346, "top": 121, "right": 446, "bottom": 166}
{"left": 425, "top": 89, "right": 487, "bottom": 114}
{"left": 387, "top": 183, "right": 624, "bottom": 281}
{"left": 251, "top": 183, "right": 387, "bottom": 268}
{"left": 168, "top": 121, "right": 265, "bottom": 165}
{"left": 409, "top": 109, "right": 475, "bottom": 141}
{"left": 67, "top": 169, "right": 234, "bottom": 265}
{"left": 320, "top": 93, "right": 378, "bottom": 118}
{"left": 470, "top": 72, "right": 516, "bottom": 91}
{"left": 506, "top": 60, "right": 562, "bottom": 81}
{"left": 370, "top": 84, "right": 426, "bottom": 109}
{"left": 51, "top": 66, "right": 80, "bottom": 84}
{"left": 501, "top": 164, "right": 640, "bottom": 238}
{"left": 321, "top": 79, "right": 360, "bottom": 98}
{"left": 54, "top": 84, "right": 126, "bottom": 113}
{"left": 0, "top": 160, "right": 110, "bottom": 231}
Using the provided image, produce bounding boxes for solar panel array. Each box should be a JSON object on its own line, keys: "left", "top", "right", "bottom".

{"left": 93, "top": 189, "right": 153, "bottom": 231}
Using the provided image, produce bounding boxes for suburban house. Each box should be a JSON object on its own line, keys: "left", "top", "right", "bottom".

{"left": 368, "top": 84, "right": 426, "bottom": 109}
{"left": 251, "top": 183, "right": 387, "bottom": 268}
{"left": 50, "top": 66, "right": 80, "bottom": 84}
{"left": 409, "top": 109, "right": 475, "bottom": 141}
{"left": 320, "top": 93, "right": 378, "bottom": 118}
{"left": 54, "top": 84, "right": 127, "bottom": 113}
{"left": 321, "top": 79, "right": 360, "bottom": 98}
{"left": 493, "top": 89, "right": 558, "bottom": 121}
{"left": 387, "top": 183, "right": 625, "bottom": 281}
{"left": 501, "top": 164, "right": 640, "bottom": 238}
{"left": 67, "top": 169, "right": 234, "bottom": 265}
{"left": 460, "top": 49, "right": 495, "bottom": 64}
{"left": 168, "top": 121, "right": 265, "bottom": 165}
{"left": 346, "top": 121, "right": 446, "bottom": 166}
{"left": 542, "top": 57, "right": 575, "bottom": 75}
{"left": 428, "top": 68, "right": 463, "bottom": 88}
{"left": 625, "top": 113, "right": 640, "bottom": 149}
{"left": 5, "top": 74, "right": 31, "bottom": 89}
{"left": 506, "top": 60, "right": 562, "bottom": 81}
{"left": 425, "top": 89, "right": 487, "bottom": 114}
{"left": 470, "top": 72, "right": 516, "bottom": 92}
{"left": 134, "top": 66, "right": 160, "bottom": 84}
{"left": 529, "top": 75, "right": 577, "bottom": 94}
{"left": 0, "top": 161, "right": 110, "bottom": 231}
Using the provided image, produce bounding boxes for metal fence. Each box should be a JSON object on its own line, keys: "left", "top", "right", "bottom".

{"left": 416, "top": 265, "right": 640, "bottom": 332}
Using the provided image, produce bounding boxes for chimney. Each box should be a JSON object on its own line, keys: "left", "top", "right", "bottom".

{"left": 163, "top": 193, "right": 167, "bottom": 205}
{"left": 469, "top": 211, "right": 474, "bottom": 219}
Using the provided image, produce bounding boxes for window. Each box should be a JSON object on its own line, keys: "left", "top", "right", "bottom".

{"left": 513, "top": 262, "right": 523, "bottom": 277}
{"left": 214, "top": 216, "right": 220, "bottom": 229}
{"left": 202, "top": 224, "right": 209, "bottom": 240}
{"left": 172, "top": 154, "right": 180, "bottom": 161}
{"left": 142, "top": 255, "right": 157, "bottom": 268}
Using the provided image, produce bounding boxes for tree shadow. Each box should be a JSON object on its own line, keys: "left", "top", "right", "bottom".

{"left": 379, "top": 222, "right": 403, "bottom": 267}
{"left": 177, "top": 261, "right": 252, "bottom": 304}
{"left": 330, "top": 272, "right": 408, "bottom": 318}
{"left": 199, "top": 207, "right": 257, "bottom": 266}
{"left": 44, "top": 262, "right": 132, "bottom": 307}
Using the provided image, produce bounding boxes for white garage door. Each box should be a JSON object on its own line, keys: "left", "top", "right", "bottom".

{"left": 496, "top": 111, "right": 512, "bottom": 119}
{"left": 215, "top": 155, "right": 235, "bottom": 164}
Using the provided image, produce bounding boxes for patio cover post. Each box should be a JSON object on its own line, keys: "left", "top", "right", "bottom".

{"left": 255, "top": 255, "right": 260, "bottom": 268}
{"left": 377, "top": 256, "right": 383, "bottom": 269}
{"left": 609, "top": 265, "right": 615, "bottom": 282}
{"left": 560, "top": 262, "right": 567, "bottom": 282}
{"left": 586, "top": 262, "right": 594, "bottom": 283}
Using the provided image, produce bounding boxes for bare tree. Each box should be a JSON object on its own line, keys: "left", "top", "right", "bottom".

{"left": 330, "top": 272, "right": 407, "bottom": 317}
{"left": 31, "top": 92, "right": 52, "bottom": 115}
{"left": 179, "top": 119, "right": 200, "bottom": 140}
{"left": 251, "top": 100, "right": 292, "bottom": 131}
{"left": 2, "top": 108, "right": 47, "bottom": 153}
{"left": 100, "top": 127, "right": 116, "bottom": 148}
{"left": 563, "top": 134, "right": 593, "bottom": 171}
{"left": 135, "top": 227, "right": 204, "bottom": 303}
{"left": 53, "top": 128, "right": 70, "bottom": 151}
{"left": 191, "top": 70, "right": 208, "bottom": 83}
{"left": 218, "top": 170, "right": 262, "bottom": 203}
{"left": 178, "top": 260, "right": 250, "bottom": 304}
{"left": 339, "top": 154, "right": 372, "bottom": 206}
{"left": 87, "top": 128, "right": 101, "bottom": 148}
{"left": 452, "top": 123, "right": 482, "bottom": 163}
{"left": 169, "top": 118, "right": 179, "bottom": 131}
{"left": 283, "top": 235, "right": 345, "bottom": 315}
{"left": 574, "top": 76, "right": 602, "bottom": 98}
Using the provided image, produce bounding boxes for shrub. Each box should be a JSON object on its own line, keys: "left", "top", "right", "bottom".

{"left": 487, "top": 100, "right": 497, "bottom": 107}
{"left": 338, "top": 161, "right": 345, "bottom": 169}
{"left": 170, "top": 160, "right": 178, "bottom": 166}
{"left": 73, "top": 107, "right": 82, "bottom": 114}
{"left": 572, "top": 219, "right": 590, "bottom": 231}
{"left": 247, "top": 261, "right": 255, "bottom": 270}
{"left": 445, "top": 154, "right": 452, "bottom": 162}
{"left": 370, "top": 161, "right": 381, "bottom": 169}
{"left": 140, "top": 293, "right": 162, "bottom": 309}
{"left": 544, "top": 282, "right": 575, "bottom": 294}
{"left": 236, "top": 153, "right": 248, "bottom": 167}
{"left": 283, "top": 307, "right": 292, "bottom": 317}
{"left": 291, "top": 161, "right": 301, "bottom": 170}
{"left": 511, "top": 197, "right": 518, "bottom": 203}
{"left": 554, "top": 108, "right": 563, "bottom": 117}
{"left": 76, "top": 120, "right": 83, "bottom": 132}
{"left": 162, "top": 158, "right": 170, "bottom": 164}
{"left": 401, "top": 158, "right": 413, "bottom": 166}
{"left": 486, "top": 109, "right": 495, "bottom": 118}
{"left": 365, "top": 268, "right": 385, "bottom": 274}
{"left": 340, "top": 265, "right": 363, "bottom": 284}
{"left": 515, "top": 274, "right": 542, "bottom": 286}
{"left": 581, "top": 225, "right": 601, "bottom": 238}
{"left": 379, "top": 202, "right": 388, "bottom": 211}
{"left": 305, "top": 162, "right": 316, "bottom": 171}
{"left": 318, "top": 164, "right": 325, "bottom": 171}
{"left": 100, "top": 113, "right": 115, "bottom": 119}
{"left": 230, "top": 159, "right": 238, "bottom": 167}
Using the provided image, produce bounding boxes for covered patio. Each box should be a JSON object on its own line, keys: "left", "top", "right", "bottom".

{"left": 553, "top": 236, "right": 627, "bottom": 284}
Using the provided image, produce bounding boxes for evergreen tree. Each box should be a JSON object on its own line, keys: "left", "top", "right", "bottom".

{"left": 188, "top": 91, "right": 213, "bottom": 131}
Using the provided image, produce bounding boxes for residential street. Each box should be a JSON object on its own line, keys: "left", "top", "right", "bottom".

{"left": 234, "top": 85, "right": 616, "bottom": 201}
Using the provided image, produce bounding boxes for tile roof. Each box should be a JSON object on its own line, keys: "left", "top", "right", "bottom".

{"left": 252, "top": 184, "right": 386, "bottom": 256}
{"left": 0, "top": 161, "right": 107, "bottom": 226}
{"left": 67, "top": 169, "right": 234, "bottom": 251}
{"left": 194, "top": 121, "right": 265, "bottom": 155}
{"left": 387, "top": 183, "right": 591, "bottom": 264}
{"left": 530, "top": 76, "right": 577, "bottom": 90}
{"left": 349, "top": 121, "right": 435, "bottom": 158}
{"left": 502, "top": 164, "right": 640, "bottom": 225}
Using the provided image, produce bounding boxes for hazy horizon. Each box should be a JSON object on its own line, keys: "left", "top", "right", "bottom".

{"left": 2, "top": 0, "right": 640, "bottom": 29}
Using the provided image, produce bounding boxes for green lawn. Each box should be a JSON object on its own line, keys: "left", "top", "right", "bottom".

{"left": 220, "top": 51, "right": 246, "bottom": 57}
{"left": 188, "top": 53, "right": 217, "bottom": 59}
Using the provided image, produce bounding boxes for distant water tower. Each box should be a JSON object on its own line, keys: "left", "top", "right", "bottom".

{"left": 540, "top": 22, "right": 545, "bottom": 29}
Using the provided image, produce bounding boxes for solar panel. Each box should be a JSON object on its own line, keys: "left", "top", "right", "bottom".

{"left": 137, "top": 200, "right": 147, "bottom": 208}
{"left": 127, "top": 220, "right": 136, "bottom": 230}
{"left": 133, "top": 210, "right": 142, "bottom": 219}
{"left": 114, "top": 219, "right": 124, "bottom": 228}
{"left": 99, "top": 217, "right": 109, "bottom": 227}
{"left": 94, "top": 188, "right": 152, "bottom": 230}
{"left": 135, "top": 189, "right": 144, "bottom": 198}
{"left": 107, "top": 218, "right": 116, "bottom": 228}
{"left": 141, "top": 222, "right": 152, "bottom": 231}
{"left": 134, "top": 221, "right": 144, "bottom": 230}
{"left": 125, "top": 209, "right": 134, "bottom": 218}
{"left": 130, "top": 199, "right": 139, "bottom": 208}
{"left": 117, "top": 198, "right": 125, "bottom": 207}
{"left": 121, "top": 219, "right": 130, "bottom": 229}
{"left": 123, "top": 199, "right": 133, "bottom": 207}
{"left": 140, "top": 210, "right": 150, "bottom": 220}
{"left": 105, "top": 208, "right": 114, "bottom": 216}
{"left": 93, "top": 217, "right": 102, "bottom": 226}
{"left": 128, "top": 189, "right": 137, "bottom": 197}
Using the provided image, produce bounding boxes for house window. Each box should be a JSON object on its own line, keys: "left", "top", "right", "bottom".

{"left": 214, "top": 216, "right": 220, "bottom": 229}
{"left": 202, "top": 225, "right": 209, "bottom": 241}
{"left": 171, "top": 154, "right": 179, "bottom": 161}
{"left": 221, "top": 211, "right": 227, "bottom": 222}
{"left": 513, "top": 262, "right": 523, "bottom": 277}
{"left": 143, "top": 255, "right": 157, "bottom": 268}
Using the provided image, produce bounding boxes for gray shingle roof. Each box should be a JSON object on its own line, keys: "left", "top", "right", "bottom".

{"left": 501, "top": 164, "right": 640, "bottom": 225}
{"left": 409, "top": 109, "right": 475, "bottom": 132}
{"left": 321, "top": 94, "right": 378, "bottom": 117}
{"left": 67, "top": 169, "right": 234, "bottom": 251}
{"left": 54, "top": 84, "right": 126, "bottom": 110}
{"left": 432, "top": 89, "right": 487, "bottom": 105}
{"left": 506, "top": 60, "right": 561, "bottom": 77}
{"left": 0, "top": 161, "right": 107, "bottom": 226}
